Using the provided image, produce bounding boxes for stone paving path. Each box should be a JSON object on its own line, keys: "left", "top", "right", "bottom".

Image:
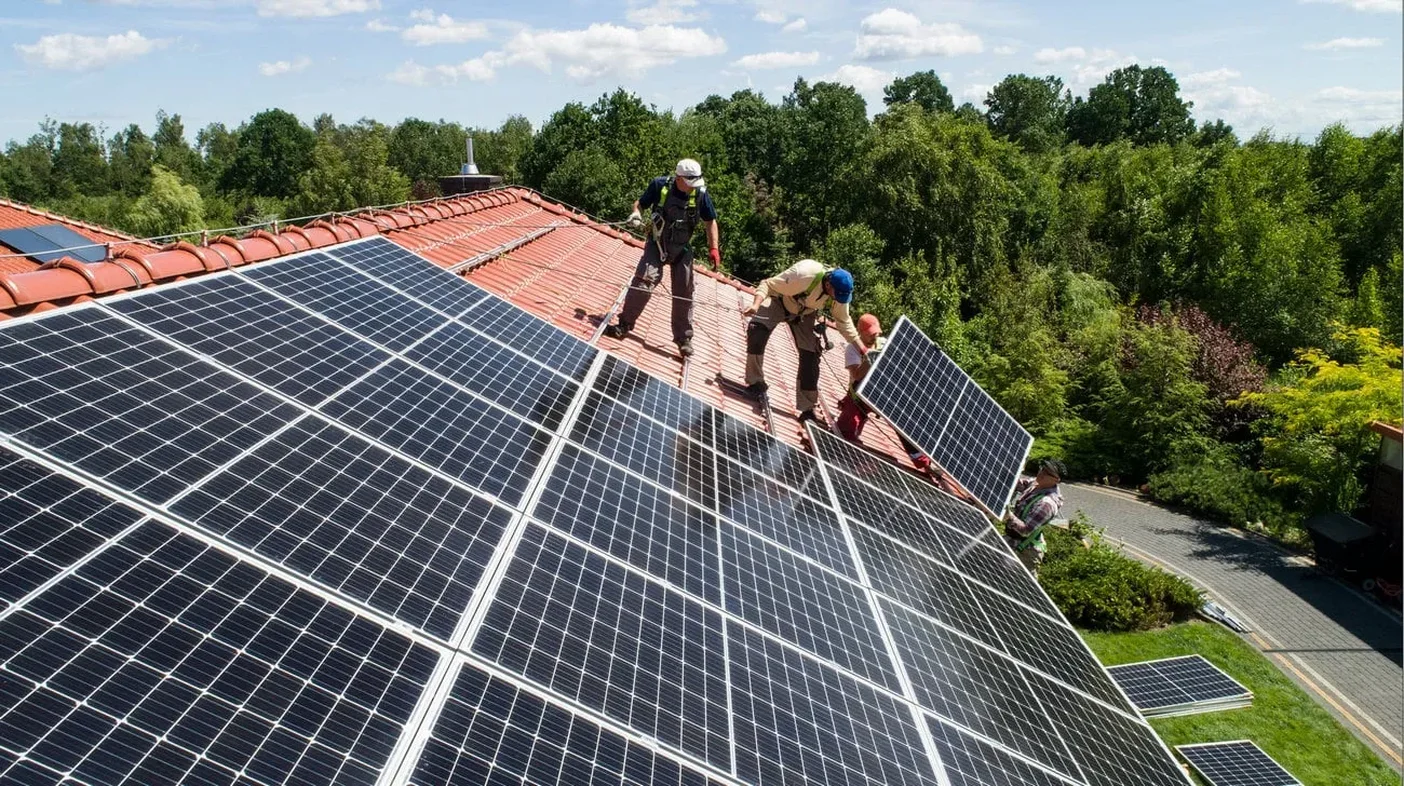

{"left": 1063, "top": 483, "right": 1403, "bottom": 771}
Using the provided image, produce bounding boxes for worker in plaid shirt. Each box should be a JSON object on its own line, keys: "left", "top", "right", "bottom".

{"left": 1003, "top": 459, "right": 1068, "bottom": 574}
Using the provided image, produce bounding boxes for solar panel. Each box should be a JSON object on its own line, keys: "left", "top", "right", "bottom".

{"left": 0, "top": 445, "right": 146, "bottom": 610}
{"left": 1176, "top": 741, "right": 1301, "bottom": 786}
{"left": 171, "top": 417, "right": 514, "bottom": 641}
{"left": 471, "top": 523, "right": 732, "bottom": 770}
{"left": 1107, "top": 655, "right": 1253, "bottom": 717}
{"left": 325, "top": 236, "right": 490, "bottom": 319}
{"left": 856, "top": 316, "right": 1034, "bottom": 513}
{"left": 0, "top": 239, "right": 1194, "bottom": 786}
{"left": 0, "top": 309, "right": 302, "bottom": 503}
{"left": 108, "top": 274, "right": 391, "bottom": 407}
{"left": 244, "top": 251, "right": 447, "bottom": 352}
{"left": 0, "top": 225, "right": 106, "bottom": 264}
{"left": 410, "top": 665, "right": 724, "bottom": 786}
{"left": 0, "top": 520, "right": 439, "bottom": 785}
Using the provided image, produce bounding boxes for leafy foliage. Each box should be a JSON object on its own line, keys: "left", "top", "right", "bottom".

{"left": 883, "top": 70, "right": 954, "bottom": 114}
{"left": 1040, "top": 518, "right": 1203, "bottom": 631}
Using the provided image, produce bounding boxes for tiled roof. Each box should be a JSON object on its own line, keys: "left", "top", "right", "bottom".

{"left": 0, "top": 187, "right": 917, "bottom": 466}
{"left": 0, "top": 198, "right": 154, "bottom": 276}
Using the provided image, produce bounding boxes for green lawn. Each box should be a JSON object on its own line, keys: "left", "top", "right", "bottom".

{"left": 1083, "top": 620, "right": 1400, "bottom": 786}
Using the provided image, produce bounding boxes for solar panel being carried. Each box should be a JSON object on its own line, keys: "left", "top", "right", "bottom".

{"left": 0, "top": 235, "right": 1190, "bottom": 785}
{"left": 1176, "top": 741, "right": 1302, "bottom": 786}
{"left": 1107, "top": 654, "right": 1253, "bottom": 718}
{"left": 855, "top": 315, "right": 1034, "bottom": 514}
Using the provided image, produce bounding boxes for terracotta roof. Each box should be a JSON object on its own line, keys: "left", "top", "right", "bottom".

{"left": 0, "top": 187, "right": 918, "bottom": 468}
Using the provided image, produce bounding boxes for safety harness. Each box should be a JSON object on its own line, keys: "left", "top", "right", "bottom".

{"left": 648, "top": 178, "right": 700, "bottom": 257}
{"left": 1010, "top": 487, "right": 1059, "bottom": 552}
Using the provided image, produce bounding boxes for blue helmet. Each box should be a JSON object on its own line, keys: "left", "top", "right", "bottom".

{"left": 826, "top": 268, "right": 854, "bottom": 304}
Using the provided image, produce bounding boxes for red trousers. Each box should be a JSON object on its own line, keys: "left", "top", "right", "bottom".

{"left": 836, "top": 396, "right": 868, "bottom": 442}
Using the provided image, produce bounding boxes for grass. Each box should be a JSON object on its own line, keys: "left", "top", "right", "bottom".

{"left": 1082, "top": 620, "right": 1400, "bottom": 786}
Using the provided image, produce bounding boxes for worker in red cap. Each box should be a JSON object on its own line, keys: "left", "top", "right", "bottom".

{"left": 837, "top": 313, "right": 939, "bottom": 474}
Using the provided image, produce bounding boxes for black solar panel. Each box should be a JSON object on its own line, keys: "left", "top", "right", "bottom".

{"left": 1176, "top": 741, "right": 1301, "bottom": 786}
{"left": 0, "top": 445, "right": 145, "bottom": 610}
{"left": 326, "top": 236, "right": 490, "bottom": 319}
{"left": 109, "top": 275, "right": 390, "bottom": 406}
{"left": 0, "top": 310, "right": 301, "bottom": 503}
{"left": 457, "top": 295, "right": 596, "bottom": 380}
{"left": 244, "top": 251, "right": 447, "bottom": 351}
{"left": 0, "top": 240, "right": 1192, "bottom": 786}
{"left": 856, "top": 316, "right": 1033, "bottom": 513}
{"left": 1108, "top": 655, "right": 1252, "bottom": 717}
{"left": 320, "top": 358, "right": 553, "bottom": 505}
{"left": 410, "top": 665, "right": 725, "bottom": 786}
{"left": 472, "top": 524, "right": 732, "bottom": 771}
{"left": 0, "top": 225, "right": 106, "bottom": 264}
{"left": 0, "top": 521, "right": 438, "bottom": 785}
{"left": 171, "top": 417, "right": 513, "bottom": 640}
{"left": 404, "top": 319, "right": 579, "bottom": 430}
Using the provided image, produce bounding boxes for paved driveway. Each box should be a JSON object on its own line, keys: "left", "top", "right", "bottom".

{"left": 1063, "top": 483, "right": 1404, "bottom": 771}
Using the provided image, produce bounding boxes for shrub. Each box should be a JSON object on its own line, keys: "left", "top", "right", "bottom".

{"left": 1039, "top": 517, "right": 1202, "bottom": 631}
{"left": 1147, "top": 440, "right": 1299, "bottom": 537}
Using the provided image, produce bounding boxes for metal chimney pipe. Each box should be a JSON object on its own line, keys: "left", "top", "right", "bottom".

{"left": 463, "top": 136, "right": 480, "bottom": 175}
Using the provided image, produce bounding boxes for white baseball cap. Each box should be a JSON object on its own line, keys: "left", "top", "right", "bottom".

{"left": 675, "top": 158, "right": 705, "bottom": 189}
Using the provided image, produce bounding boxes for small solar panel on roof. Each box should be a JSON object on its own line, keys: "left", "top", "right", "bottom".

{"left": 0, "top": 224, "right": 106, "bottom": 264}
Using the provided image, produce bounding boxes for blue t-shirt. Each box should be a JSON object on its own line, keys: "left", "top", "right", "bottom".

{"left": 638, "top": 176, "right": 718, "bottom": 222}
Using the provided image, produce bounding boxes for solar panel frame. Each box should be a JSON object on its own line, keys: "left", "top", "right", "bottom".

{"left": 593, "top": 354, "right": 716, "bottom": 443}
{"left": 0, "top": 226, "right": 107, "bottom": 264}
{"left": 715, "top": 455, "right": 858, "bottom": 579}
{"left": 569, "top": 391, "right": 715, "bottom": 507}
{"left": 1176, "top": 740, "right": 1302, "bottom": 786}
{"left": 456, "top": 295, "right": 597, "bottom": 381}
{"left": 855, "top": 315, "right": 1033, "bottom": 514}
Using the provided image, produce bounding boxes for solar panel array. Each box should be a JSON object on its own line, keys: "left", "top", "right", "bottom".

{"left": 1107, "top": 655, "right": 1253, "bottom": 718}
{"left": 0, "top": 224, "right": 108, "bottom": 264}
{"left": 1176, "top": 741, "right": 1301, "bottom": 786}
{"left": 855, "top": 315, "right": 1034, "bottom": 513}
{"left": 0, "top": 235, "right": 1190, "bottom": 785}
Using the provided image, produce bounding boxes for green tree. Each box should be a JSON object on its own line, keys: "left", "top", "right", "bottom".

{"left": 694, "top": 90, "right": 786, "bottom": 184}
{"left": 341, "top": 122, "right": 410, "bottom": 208}
{"left": 1238, "top": 326, "right": 1402, "bottom": 513}
{"left": 985, "top": 74, "right": 1069, "bottom": 153}
{"left": 1066, "top": 65, "right": 1195, "bottom": 147}
{"left": 1102, "top": 314, "right": 1210, "bottom": 479}
{"left": 108, "top": 124, "right": 155, "bottom": 196}
{"left": 288, "top": 136, "right": 353, "bottom": 216}
{"left": 220, "top": 109, "right": 316, "bottom": 198}
{"left": 778, "top": 78, "right": 870, "bottom": 250}
{"left": 52, "top": 122, "right": 108, "bottom": 197}
{"left": 3, "top": 125, "right": 58, "bottom": 204}
{"left": 125, "top": 165, "right": 205, "bottom": 237}
{"left": 473, "top": 115, "right": 533, "bottom": 183}
{"left": 883, "top": 70, "right": 954, "bottom": 114}
{"left": 153, "top": 110, "right": 201, "bottom": 183}
{"left": 196, "top": 122, "right": 239, "bottom": 191}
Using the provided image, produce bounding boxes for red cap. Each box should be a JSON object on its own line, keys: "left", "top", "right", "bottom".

{"left": 857, "top": 314, "right": 881, "bottom": 334}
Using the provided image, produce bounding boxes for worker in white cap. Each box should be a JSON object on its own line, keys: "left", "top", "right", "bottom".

{"left": 604, "top": 159, "right": 720, "bottom": 359}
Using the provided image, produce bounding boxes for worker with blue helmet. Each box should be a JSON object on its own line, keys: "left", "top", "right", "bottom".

{"left": 742, "top": 259, "right": 863, "bottom": 424}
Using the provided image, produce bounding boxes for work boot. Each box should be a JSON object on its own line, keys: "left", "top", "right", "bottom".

{"left": 603, "top": 322, "right": 630, "bottom": 340}
{"left": 798, "top": 409, "right": 823, "bottom": 426}
{"left": 677, "top": 340, "right": 693, "bottom": 358}
{"left": 746, "top": 381, "right": 769, "bottom": 400}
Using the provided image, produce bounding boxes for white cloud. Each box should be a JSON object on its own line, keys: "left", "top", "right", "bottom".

{"left": 960, "top": 82, "right": 991, "bottom": 102}
{"left": 365, "top": 17, "right": 398, "bottom": 32}
{"left": 1183, "top": 67, "right": 1241, "bottom": 86}
{"left": 402, "top": 12, "right": 487, "bottom": 45}
{"left": 408, "top": 8, "right": 434, "bottom": 21}
{"left": 1315, "top": 86, "right": 1401, "bottom": 102}
{"left": 993, "top": 45, "right": 1016, "bottom": 55}
{"left": 255, "top": 0, "right": 380, "bottom": 16}
{"left": 1033, "top": 46, "right": 1135, "bottom": 86}
{"left": 854, "top": 9, "right": 982, "bottom": 60}
{"left": 16, "top": 30, "right": 167, "bottom": 71}
{"left": 781, "top": 18, "right": 807, "bottom": 33}
{"left": 753, "top": 9, "right": 786, "bottom": 23}
{"left": 1304, "top": 36, "right": 1384, "bottom": 49}
{"left": 734, "top": 50, "right": 818, "bottom": 70}
{"left": 627, "top": 0, "right": 701, "bottom": 25}
{"left": 1301, "top": 0, "right": 1401, "bottom": 12}
{"left": 397, "top": 23, "right": 726, "bottom": 85}
{"left": 1033, "top": 46, "right": 1087, "bottom": 64}
{"left": 259, "top": 55, "right": 311, "bottom": 76}
{"left": 821, "top": 63, "right": 894, "bottom": 96}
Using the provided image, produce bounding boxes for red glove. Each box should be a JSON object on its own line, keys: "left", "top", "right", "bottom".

{"left": 708, "top": 247, "right": 721, "bottom": 270}
{"left": 856, "top": 341, "right": 869, "bottom": 356}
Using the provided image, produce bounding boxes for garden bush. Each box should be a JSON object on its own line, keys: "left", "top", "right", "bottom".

{"left": 1147, "top": 440, "right": 1300, "bottom": 538}
{"left": 1038, "top": 516, "right": 1203, "bottom": 631}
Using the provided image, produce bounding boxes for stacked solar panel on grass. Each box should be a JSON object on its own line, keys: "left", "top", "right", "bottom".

{"left": 1107, "top": 655, "right": 1253, "bottom": 718}
{"left": 0, "top": 234, "right": 1191, "bottom": 785}
{"left": 1176, "top": 741, "right": 1302, "bottom": 786}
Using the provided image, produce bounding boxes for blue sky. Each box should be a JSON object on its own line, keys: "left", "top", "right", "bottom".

{"left": 0, "top": 0, "right": 1399, "bottom": 147}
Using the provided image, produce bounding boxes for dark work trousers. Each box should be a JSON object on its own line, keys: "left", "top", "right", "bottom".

{"left": 746, "top": 298, "right": 821, "bottom": 412}
{"left": 616, "top": 240, "right": 694, "bottom": 345}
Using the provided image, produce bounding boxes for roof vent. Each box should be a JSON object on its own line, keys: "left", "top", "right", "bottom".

{"left": 441, "top": 134, "right": 502, "bottom": 196}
